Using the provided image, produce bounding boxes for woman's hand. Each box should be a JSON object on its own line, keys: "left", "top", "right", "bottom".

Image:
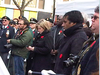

{"left": 7, "top": 39, "right": 10, "bottom": 43}
{"left": 26, "top": 46, "right": 34, "bottom": 51}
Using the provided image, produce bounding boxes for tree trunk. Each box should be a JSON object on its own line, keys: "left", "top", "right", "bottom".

{"left": 20, "top": 9, "right": 24, "bottom": 16}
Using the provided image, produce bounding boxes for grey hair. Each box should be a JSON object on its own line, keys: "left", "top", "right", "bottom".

{"left": 95, "top": 5, "right": 99, "bottom": 13}
{"left": 81, "top": 12, "right": 88, "bottom": 24}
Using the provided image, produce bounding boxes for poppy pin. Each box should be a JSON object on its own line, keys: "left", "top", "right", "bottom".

{"left": 41, "top": 36, "right": 44, "bottom": 38}
{"left": 58, "top": 30, "right": 62, "bottom": 35}
{"left": 7, "top": 26, "right": 9, "bottom": 29}
{"left": 59, "top": 54, "right": 63, "bottom": 58}
{"left": 33, "top": 31, "right": 35, "bottom": 34}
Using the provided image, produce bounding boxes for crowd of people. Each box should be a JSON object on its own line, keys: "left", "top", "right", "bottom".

{"left": 0, "top": 5, "right": 99, "bottom": 75}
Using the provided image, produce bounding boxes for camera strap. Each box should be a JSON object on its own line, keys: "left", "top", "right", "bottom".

{"left": 72, "top": 37, "right": 96, "bottom": 75}
{"left": 14, "top": 28, "right": 28, "bottom": 39}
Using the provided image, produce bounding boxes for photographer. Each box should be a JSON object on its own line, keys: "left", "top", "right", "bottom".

{"left": 73, "top": 6, "right": 99, "bottom": 75}
{"left": 54, "top": 10, "right": 88, "bottom": 75}
{"left": 7, "top": 17, "right": 33, "bottom": 75}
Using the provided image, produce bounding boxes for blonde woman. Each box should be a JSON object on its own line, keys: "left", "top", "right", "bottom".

{"left": 26, "top": 19, "right": 53, "bottom": 74}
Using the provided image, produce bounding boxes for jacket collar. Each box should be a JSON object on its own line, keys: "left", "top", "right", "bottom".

{"left": 63, "top": 24, "right": 83, "bottom": 37}
{"left": 2, "top": 25, "right": 8, "bottom": 29}
{"left": 40, "top": 30, "right": 49, "bottom": 36}
{"left": 14, "top": 27, "right": 29, "bottom": 39}
{"left": 35, "top": 30, "right": 49, "bottom": 40}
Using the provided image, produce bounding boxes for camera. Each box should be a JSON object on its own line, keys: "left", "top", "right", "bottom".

{"left": 4, "top": 44, "right": 12, "bottom": 48}
{"left": 63, "top": 54, "right": 79, "bottom": 67}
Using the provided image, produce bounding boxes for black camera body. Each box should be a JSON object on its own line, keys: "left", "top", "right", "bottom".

{"left": 4, "top": 44, "right": 13, "bottom": 48}
{"left": 63, "top": 54, "right": 79, "bottom": 67}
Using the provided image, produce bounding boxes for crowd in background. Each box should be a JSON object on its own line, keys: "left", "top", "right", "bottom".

{"left": 0, "top": 5, "right": 99, "bottom": 75}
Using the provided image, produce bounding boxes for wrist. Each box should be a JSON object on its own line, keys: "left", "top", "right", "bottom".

{"left": 32, "top": 47, "right": 34, "bottom": 51}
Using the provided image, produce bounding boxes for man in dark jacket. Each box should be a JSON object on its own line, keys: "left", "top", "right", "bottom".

{"left": 29, "top": 18, "right": 38, "bottom": 40}
{"left": 75, "top": 6, "right": 99, "bottom": 75}
{"left": 50, "top": 16, "right": 64, "bottom": 70}
{"left": 0, "top": 16, "right": 14, "bottom": 67}
{"left": 54, "top": 10, "right": 87, "bottom": 75}
{"left": 25, "top": 18, "right": 38, "bottom": 75}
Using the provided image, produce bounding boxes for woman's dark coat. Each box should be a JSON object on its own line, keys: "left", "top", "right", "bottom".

{"left": 31, "top": 31, "right": 53, "bottom": 72}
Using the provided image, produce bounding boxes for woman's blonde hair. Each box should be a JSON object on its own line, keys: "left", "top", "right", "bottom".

{"left": 36, "top": 19, "right": 50, "bottom": 31}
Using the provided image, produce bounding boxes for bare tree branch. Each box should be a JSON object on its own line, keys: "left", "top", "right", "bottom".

{"left": 13, "top": 0, "right": 21, "bottom": 10}
{"left": 13, "top": 0, "right": 33, "bottom": 16}
{"left": 21, "top": 0, "right": 25, "bottom": 9}
{"left": 23, "top": 0, "right": 33, "bottom": 9}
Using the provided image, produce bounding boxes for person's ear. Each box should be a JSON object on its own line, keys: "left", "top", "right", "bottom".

{"left": 24, "top": 24, "right": 27, "bottom": 27}
{"left": 70, "top": 22, "right": 76, "bottom": 26}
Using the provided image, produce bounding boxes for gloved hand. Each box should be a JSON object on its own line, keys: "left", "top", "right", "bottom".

{"left": 41, "top": 70, "right": 56, "bottom": 75}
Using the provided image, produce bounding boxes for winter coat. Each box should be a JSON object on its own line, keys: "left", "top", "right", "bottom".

{"left": 54, "top": 24, "right": 88, "bottom": 75}
{"left": 10, "top": 28, "right": 33, "bottom": 58}
{"left": 31, "top": 31, "right": 53, "bottom": 72}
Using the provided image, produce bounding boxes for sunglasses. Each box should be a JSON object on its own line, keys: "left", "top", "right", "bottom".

{"left": 91, "top": 16, "right": 99, "bottom": 20}
{"left": 18, "top": 23, "right": 24, "bottom": 25}
{"left": 2, "top": 20, "right": 7, "bottom": 21}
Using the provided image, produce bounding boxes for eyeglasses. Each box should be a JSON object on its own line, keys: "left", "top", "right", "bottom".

{"left": 91, "top": 16, "right": 99, "bottom": 20}
{"left": 2, "top": 20, "right": 7, "bottom": 21}
{"left": 18, "top": 23, "right": 24, "bottom": 25}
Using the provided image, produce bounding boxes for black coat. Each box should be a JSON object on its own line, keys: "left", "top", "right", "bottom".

{"left": 0, "top": 25, "right": 14, "bottom": 53}
{"left": 80, "top": 38, "right": 99, "bottom": 75}
{"left": 54, "top": 24, "right": 88, "bottom": 75}
{"left": 50, "top": 25, "right": 64, "bottom": 50}
{"left": 31, "top": 31, "right": 53, "bottom": 72}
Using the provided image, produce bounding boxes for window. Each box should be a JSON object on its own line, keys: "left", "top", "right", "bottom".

{"left": 27, "top": 0, "right": 37, "bottom": 8}
{"left": 0, "top": 0, "right": 1, "bottom": 5}
{"left": 63, "top": 0, "right": 69, "bottom": 1}
{"left": 38, "top": 0, "right": 45, "bottom": 9}
{"left": 4, "top": 0, "right": 11, "bottom": 4}
{"left": 12, "top": 0, "right": 22, "bottom": 6}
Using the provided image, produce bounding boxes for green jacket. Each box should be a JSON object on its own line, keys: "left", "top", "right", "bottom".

{"left": 10, "top": 28, "right": 33, "bottom": 58}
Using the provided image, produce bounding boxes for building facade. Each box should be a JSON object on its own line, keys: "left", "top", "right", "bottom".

{"left": 0, "top": 0, "right": 70, "bottom": 20}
